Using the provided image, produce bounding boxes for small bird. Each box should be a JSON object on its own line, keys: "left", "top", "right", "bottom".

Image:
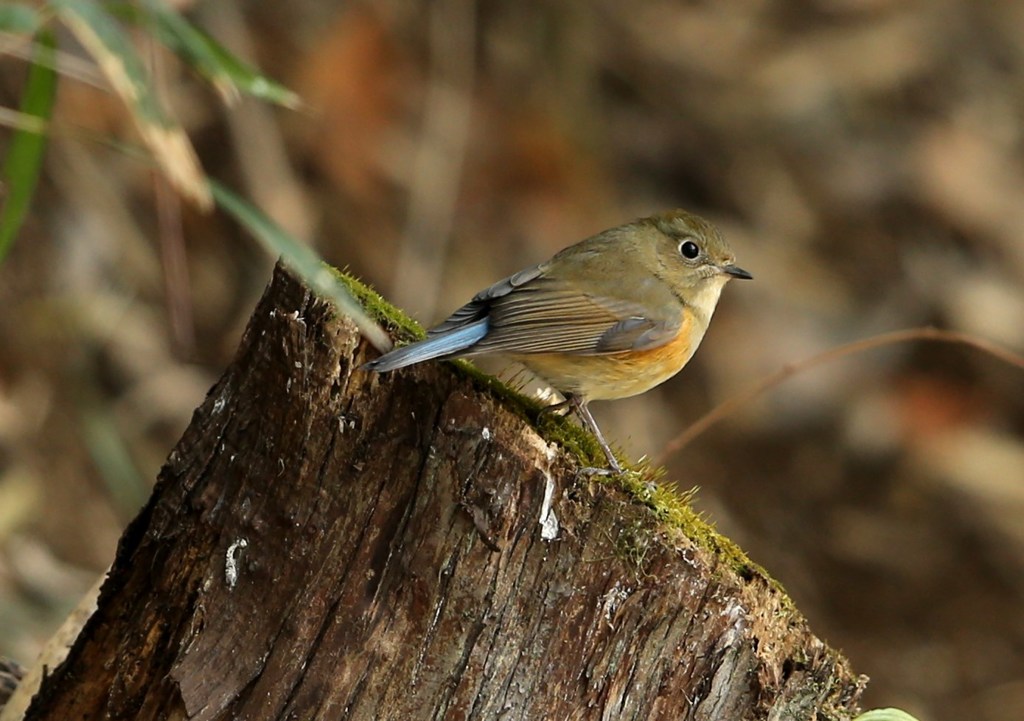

{"left": 364, "top": 210, "right": 752, "bottom": 473}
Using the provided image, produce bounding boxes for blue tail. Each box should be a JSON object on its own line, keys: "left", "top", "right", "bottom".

{"left": 363, "top": 318, "right": 489, "bottom": 372}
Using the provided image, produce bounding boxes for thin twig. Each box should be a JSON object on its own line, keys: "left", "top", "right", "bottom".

{"left": 654, "top": 327, "right": 1024, "bottom": 464}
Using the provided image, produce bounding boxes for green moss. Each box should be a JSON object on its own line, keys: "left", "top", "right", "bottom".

{"left": 448, "top": 360, "right": 629, "bottom": 472}
{"left": 332, "top": 266, "right": 425, "bottom": 343}
{"left": 449, "top": 359, "right": 543, "bottom": 415}
{"left": 613, "top": 518, "right": 659, "bottom": 578}
{"left": 532, "top": 407, "right": 609, "bottom": 468}
{"left": 332, "top": 266, "right": 784, "bottom": 591}
{"left": 603, "top": 458, "right": 772, "bottom": 583}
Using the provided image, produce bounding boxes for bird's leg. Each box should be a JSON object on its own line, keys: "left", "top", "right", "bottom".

{"left": 567, "top": 396, "right": 623, "bottom": 475}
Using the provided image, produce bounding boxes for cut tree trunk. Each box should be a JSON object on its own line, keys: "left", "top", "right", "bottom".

{"left": 22, "top": 264, "right": 864, "bottom": 721}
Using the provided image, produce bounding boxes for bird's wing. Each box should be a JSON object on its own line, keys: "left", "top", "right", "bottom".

{"left": 466, "top": 274, "right": 682, "bottom": 356}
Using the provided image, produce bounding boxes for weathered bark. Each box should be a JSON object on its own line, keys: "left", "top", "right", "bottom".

{"left": 23, "top": 264, "right": 864, "bottom": 720}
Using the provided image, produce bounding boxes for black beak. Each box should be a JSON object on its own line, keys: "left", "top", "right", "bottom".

{"left": 722, "top": 264, "right": 753, "bottom": 280}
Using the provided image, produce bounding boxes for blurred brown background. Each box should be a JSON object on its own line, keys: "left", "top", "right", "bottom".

{"left": 2, "top": 1, "right": 1024, "bottom": 719}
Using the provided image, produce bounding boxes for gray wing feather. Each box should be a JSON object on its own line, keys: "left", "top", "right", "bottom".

{"left": 427, "top": 264, "right": 546, "bottom": 337}
{"left": 424, "top": 260, "right": 680, "bottom": 357}
{"left": 474, "top": 279, "right": 680, "bottom": 356}
{"left": 594, "top": 316, "right": 679, "bottom": 352}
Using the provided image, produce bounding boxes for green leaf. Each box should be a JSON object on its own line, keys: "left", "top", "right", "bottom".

{"left": 0, "top": 30, "right": 57, "bottom": 262}
{"left": 52, "top": 0, "right": 211, "bottom": 209}
{"left": 136, "top": 0, "right": 300, "bottom": 108}
{"left": 0, "top": 4, "right": 42, "bottom": 35}
{"left": 209, "top": 180, "right": 392, "bottom": 352}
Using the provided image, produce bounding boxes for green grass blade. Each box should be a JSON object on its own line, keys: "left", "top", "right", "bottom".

{"left": 0, "top": 30, "right": 57, "bottom": 262}
{"left": 136, "top": 0, "right": 300, "bottom": 108}
{"left": 210, "top": 180, "right": 392, "bottom": 351}
{"left": 52, "top": 0, "right": 211, "bottom": 209}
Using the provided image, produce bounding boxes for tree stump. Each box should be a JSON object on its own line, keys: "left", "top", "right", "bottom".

{"left": 22, "top": 264, "right": 864, "bottom": 720}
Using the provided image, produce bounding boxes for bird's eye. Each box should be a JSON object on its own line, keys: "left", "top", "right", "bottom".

{"left": 679, "top": 240, "right": 700, "bottom": 259}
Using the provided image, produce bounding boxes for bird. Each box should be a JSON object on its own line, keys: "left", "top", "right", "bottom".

{"left": 363, "top": 209, "right": 752, "bottom": 473}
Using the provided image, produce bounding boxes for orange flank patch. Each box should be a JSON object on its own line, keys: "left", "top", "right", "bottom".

{"left": 517, "top": 311, "right": 703, "bottom": 401}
